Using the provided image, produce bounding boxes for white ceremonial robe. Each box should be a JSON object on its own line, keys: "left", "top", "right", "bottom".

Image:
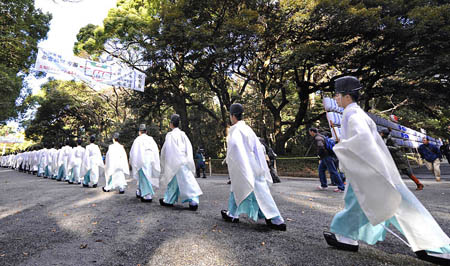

{"left": 129, "top": 134, "right": 161, "bottom": 188}
{"left": 81, "top": 143, "right": 104, "bottom": 185}
{"left": 25, "top": 152, "right": 31, "bottom": 171}
{"left": 38, "top": 148, "right": 48, "bottom": 175}
{"left": 104, "top": 142, "right": 129, "bottom": 190}
{"left": 160, "top": 128, "right": 202, "bottom": 201}
{"left": 56, "top": 148, "right": 65, "bottom": 177}
{"left": 60, "top": 145, "right": 72, "bottom": 178}
{"left": 333, "top": 102, "right": 450, "bottom": 251}
{"left": 32, "top": 151, "right": 39, "bottom": 172}
{"left": 68, "top": 146, "right": 85, "bottom": 182}
{"left": 48, "top": 148, "right": 58, "bottom": 177}
{"left": 226, "top": 120, "right": 280, "bottom": 220}
{"left": 16, "top": 153, "right": 24, "bottom": 169}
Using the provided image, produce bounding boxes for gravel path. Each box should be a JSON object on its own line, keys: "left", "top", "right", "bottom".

{"left": 0, "top": 168, "right": 449, "bottom": 266}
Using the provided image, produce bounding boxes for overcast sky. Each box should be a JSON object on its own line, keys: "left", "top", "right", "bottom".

{"left": 35, "top": 0, "right": 117, "bottom": 56}
{"left": 26, "top": 0, "right": 117, "bottom": 94}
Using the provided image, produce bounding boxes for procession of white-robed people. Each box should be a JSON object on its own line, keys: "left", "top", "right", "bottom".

{"left": 1, "top": 76, "right": 449, "bottom": 265}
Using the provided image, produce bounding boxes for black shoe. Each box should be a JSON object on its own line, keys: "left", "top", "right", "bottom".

{"left": 415, "top": 250, "right": 450, "bottom": 265}
{"left": 227, "top": 180, "right": 231, "bottom": 184}
{"left": 265, "top": 219, "right": 287, "bottom": 231}
{"left": 119, "top": 190, "right": 125, "bottom": 194}
{"left": 323, "top": 231, "right": 358, "bottom": 252}
{"left": 159, "top": 198, "right": 173, "bottom": 207}
{"left": 140, "top": 197, "right": 152, "bottom": 203}
{"left": 68, "top": 181, "right": 73, "bottom": 184}
{"left": 189, "top": 204, "right": 198, "bottom": 211}
{"left": 92, "top": 184, "right": 97, "bottom": 188}
{"left": 102, "top": 187, "right": 111, "bottom": 192}
{"left": 43, "top": 176, "right": 48, "bottom": 179}
{"left": 221, "top": 210, "right": 239, "bottom": 223}
{"left": 57, "top": 179, "right": 62, "bottom": 182}
{"left": 82, "top": 183, "right": 89, "bottom": 188}
{"left": 202, "top": 176, "right": 207, "bottom": 178}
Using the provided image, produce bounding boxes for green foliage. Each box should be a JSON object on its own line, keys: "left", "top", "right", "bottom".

{"left": 0, "top": 0, "right": 51, "bottom": 122}
{"left": 43, "top": 0, "right": 450, "bottom": 156}
{"left": 24, "top": 80, "right": 116, "bottom": 147}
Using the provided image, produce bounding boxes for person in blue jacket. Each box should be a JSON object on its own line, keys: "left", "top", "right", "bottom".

{"left": 418, "top": 137, "right": 442, "bottom": 182}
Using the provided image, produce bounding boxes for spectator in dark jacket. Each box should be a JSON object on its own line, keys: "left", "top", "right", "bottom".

{"left": 418, "top": 137, "right": 442, "bottom": 182}
{"left": 309, "top": 128, "right": 345, "bottom": 192}
{"left": 259, "top": 138, "right": 281, "bottom": 183}
{"left": 440, "top": 140, "right": 450, "bottom": 163}
{"left": 380, "top": 129, "right": 423, "bottom": 190}
{"left": 194, "top": 148, "right": 207, "bottom": 178}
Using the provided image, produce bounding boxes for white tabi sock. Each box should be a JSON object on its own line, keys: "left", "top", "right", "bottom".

{"left": 136, "top": 189, "right": 141, "bottom": 197}
{"left": 143, "top": 194, "right": 152, "bottom": 200}
{"left": 271, "top": 216, "right": 285, "bottom": 225}
{"left": 336, "top": 234, "right": 358, "bottom": 245}
{"left": 226, "top": 211, "right": 239, "bottom": 219}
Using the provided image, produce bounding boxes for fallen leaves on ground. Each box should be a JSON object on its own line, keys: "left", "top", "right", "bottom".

{"left": 95, "top": 239, "right": 102, "bottom": 242}
{"left": 22, "top": 252, "right": 28, "bottom": 256}
{"left": 80, "top": 244, "right": 88, "bottom": 249}
{"left": 92, "top": 221, "right": 98, "bottom": 225}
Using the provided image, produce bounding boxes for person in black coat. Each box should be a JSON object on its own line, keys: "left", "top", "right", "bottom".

{"left": 259, "top": 138, "right": 281, "bottom": 183}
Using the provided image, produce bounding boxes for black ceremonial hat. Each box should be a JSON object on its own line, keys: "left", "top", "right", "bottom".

{"left": 335, "top": 76, "right": 362, "bottom": 93}
{"left": 230, "top": 103, "right": 244, "bottom": 115}
{"left": 170, "top": 114, "right": 180, "bottom": 124}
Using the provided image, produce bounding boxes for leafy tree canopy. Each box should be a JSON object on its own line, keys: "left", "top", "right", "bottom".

{"left": 0, "top": 0, "right": 51, "bottom": 122}
{"left": 45, "top": 0, "right": 450, "bottom": 155}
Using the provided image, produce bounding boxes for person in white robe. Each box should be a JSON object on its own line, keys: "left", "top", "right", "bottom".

{"left": 49, "top": 144, "right": 59, "bottom": 179}
{"left": 323, "top": 76, "right": 450, "bottom": 265}
{"left": 103, "top": 133, "right": 129, "bottom": 194}
{"left": 81, "top": 135, "right": 104, "bottom": 188}
{"left": 25, "top": 151, "right": 32, "bottom": 173}
{"left": 159, "top": 114, "right": 202, "bottom": 211}
{"left": 37, "top": 147, "right": 47, "bottom": 177}
{"left": 44, "top": 145, "right": 53, "bottom": 178}
{"left": 32, "top": 149, "right": 40, "bottom": 175}
{"left": 16, "top": 152, "right": 24, "bottom": 171}
{"left": 221, "top": 103, "right": 286, "bottom": 231}
{"left": 68, "top": 139, "right": 85, "bottom": 184}
{"left": 129, "top": 124, "right": 161, "bottom": 202}
{"left": 62, "top": 141, "right": 73, "bottom": 181}
{"left": 56, "top": 144, "right": 66, "bottom": 181}
{"left": 30, "top": 150, "right": 36, "bottom": 174}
